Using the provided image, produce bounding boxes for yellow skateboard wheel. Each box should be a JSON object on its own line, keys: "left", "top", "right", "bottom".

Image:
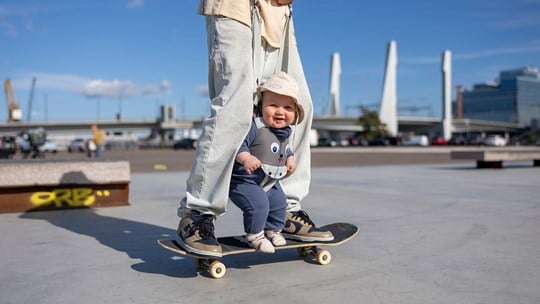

{"left": 316, "top": 250, "right": 331, "bottom": 265}
{"left": 208, "top": 261, "right": 226, "bottom": 279}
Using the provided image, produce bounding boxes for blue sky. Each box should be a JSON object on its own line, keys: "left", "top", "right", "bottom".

{"left": 1, "top": 0, "right": 539, "bottom": 122}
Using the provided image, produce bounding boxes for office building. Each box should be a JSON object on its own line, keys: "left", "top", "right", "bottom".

{"left": 462, "top": 67, "right": 540, "bottom": 127}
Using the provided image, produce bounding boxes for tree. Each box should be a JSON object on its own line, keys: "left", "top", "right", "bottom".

{"left": 357, "top": 106, "right": 388, "bottom": 141}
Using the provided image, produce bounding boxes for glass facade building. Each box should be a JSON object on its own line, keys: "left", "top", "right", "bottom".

{"left": 462, "top": 67, "right": 540, "bottom": 127}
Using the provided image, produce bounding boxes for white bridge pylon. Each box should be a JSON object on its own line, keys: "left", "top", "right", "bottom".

{"left": 327, "top": 52, "right": 341, "bottom": 116}
{"left": 379, "top": 40, "right": 398, "bottom": 136}
{"left": 327, "top": 41, "right": 453, "bottom": 138}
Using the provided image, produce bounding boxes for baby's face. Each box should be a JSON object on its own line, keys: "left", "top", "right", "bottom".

{"left": 261, "top": 91, "right": 297, "bottom": 128}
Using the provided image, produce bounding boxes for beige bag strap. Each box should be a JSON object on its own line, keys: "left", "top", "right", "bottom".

{"left": 252, "top": 4, "right": 300, "bottom": 143}
{"left": 274, "top": 6, "right": 292, "bottom": 74}
{"left": 252, "top": 3, "right": 293, "bottom": 95}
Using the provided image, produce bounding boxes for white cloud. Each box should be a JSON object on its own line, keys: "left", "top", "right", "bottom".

{"left": 0, "top": 5, "right": 18, "bottom": 36}
{"left": 454, "top": 45, "right": 540, "bottom": 60}
{"left": 127, "top": 0, "right": 144, "bottom": 9}
{"left": 401, "top": 44, "right": 540, "bottom": 64}
{"left": 0, "top": 4, "right": 41, "bottom": 36}
{"left": 11, "top": 72, "right": 171, "bottom": 100}
{"left": 82, "top": 79, "right": 171, "bottom": 99}
{"left": 0, "top": 18, "right": 18, "bottom": 36}
{"left": 25, "top": 20, "right": 33, "bottom": 31}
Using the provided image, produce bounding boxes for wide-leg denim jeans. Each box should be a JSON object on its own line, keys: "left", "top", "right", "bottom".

{"left": 179, "top": 15, "right": 313, "bottom": 217}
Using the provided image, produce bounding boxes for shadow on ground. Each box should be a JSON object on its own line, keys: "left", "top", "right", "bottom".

{"left": 18, "top": 208, "right": 204, "bottom": 278}
{"left": 18, "top": 208, "right": 318, "bottom": 279}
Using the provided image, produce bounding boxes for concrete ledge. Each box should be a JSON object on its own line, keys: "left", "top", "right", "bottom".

{"left": 0, "top": 159, "right": 130, "bottom": 213}
{"left": 451, "top": 148, "right": 540, "bottom": 168}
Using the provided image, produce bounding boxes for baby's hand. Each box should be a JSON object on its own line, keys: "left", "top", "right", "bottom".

{"left": 243, "top": 155, "right": 261, "bottom": 174}
{"left": 239, "top": 153, "right": 262, "bottom": 174}
{"left": 286, "top": 156, "right": 296, "bottom": 175}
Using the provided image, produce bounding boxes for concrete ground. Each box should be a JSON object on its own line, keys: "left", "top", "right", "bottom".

{"left": 1, "top": 161, "right": 539, "bottom": 304}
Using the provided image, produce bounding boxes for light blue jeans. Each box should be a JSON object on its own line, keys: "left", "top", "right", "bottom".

{"left": 179, "top": 15, "right": 313, "bottom": 217}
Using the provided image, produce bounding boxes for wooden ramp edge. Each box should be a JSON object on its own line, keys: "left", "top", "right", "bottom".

{"left": 0, "top": 159, "right": 130, "bottom": 213}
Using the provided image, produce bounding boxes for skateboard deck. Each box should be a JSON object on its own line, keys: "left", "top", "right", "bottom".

{"left": 158, "top": 222, "right": 358, "bottom": 278}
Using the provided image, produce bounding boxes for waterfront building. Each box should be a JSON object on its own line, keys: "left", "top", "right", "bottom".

{"left": 462, "top": 67, "right": 540, "bottom": 128}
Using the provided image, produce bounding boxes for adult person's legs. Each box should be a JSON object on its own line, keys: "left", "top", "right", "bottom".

{"left": 176, "top": 15, "right": 254, "bottom": 257}
{"left": 177, "top": 11, "right": 332, "bottom": 258}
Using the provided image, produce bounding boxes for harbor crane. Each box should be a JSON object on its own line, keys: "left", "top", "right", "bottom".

{"left": 4, "top": 78, "right": 22, "bottom": 122}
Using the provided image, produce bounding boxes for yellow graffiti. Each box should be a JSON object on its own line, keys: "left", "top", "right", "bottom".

{"left": 30, "top": 188, "right": 110, "bottom": 208}
{"left": 95, "top": 190, "right": 110, "bottom": 196}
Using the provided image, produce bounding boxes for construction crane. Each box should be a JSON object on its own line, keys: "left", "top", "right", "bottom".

{"left": 4, "top": 78, "right": 22, "bottom": 122}
{"left": 27, "top": 77, "right": 36, "bottom": 122}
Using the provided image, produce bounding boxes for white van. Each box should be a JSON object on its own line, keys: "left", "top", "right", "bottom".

{"left": 402, "top": 135, "right": 429, "bottom": 146}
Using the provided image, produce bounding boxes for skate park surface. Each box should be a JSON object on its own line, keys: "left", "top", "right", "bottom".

{"left": 1, "top": 154, "right": 539, "bottom": 303}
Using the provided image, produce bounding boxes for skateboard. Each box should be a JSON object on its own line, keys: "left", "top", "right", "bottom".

{"left": 158, "top": 222, "right": 358, "bottom": 279}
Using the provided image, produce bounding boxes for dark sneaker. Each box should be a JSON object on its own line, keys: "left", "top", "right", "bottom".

{"left": 177, "top": 214, "right": 222, "bottom": 257}
{"left": 282, "top": 210, "right": 334, "bottom": 242}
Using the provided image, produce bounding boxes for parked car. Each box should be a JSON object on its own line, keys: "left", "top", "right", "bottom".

{"left": 402, "top": 135, "right": 429, "bottom": 146}
{"left": 466, "top": 135, "right": 485, "bottom": 145}
{"left": 11, "top": 128, "right": 48, "bottom": 158}
{"left": 68, "top": 138, "right": 85, "bottom": 152}
{"left": 448, "top": 135, "right": 466, "bottom": 145}
{"left": 368, "top": 136, "right": 401, "bottom": 146}
{"left": 68, "top": 138, "right": 95, "bottom": 152}
{"left": 348, "top": 137, "right": 369, "bottom": 146}
{"left": 431, "top": 136, "right": 449, "bottom": 145}
{"left": 317, "top": 137, "right": 338, "bottom": 147}
{"left": 173, "top": 138, "right": 197, "bottom": 150}
{"left": 16, "top": 136, "right": 32, "bottom": 153}
{"left": 483, "top": 135, "right": 506, "bottom": 146}
{"left": 0, "top": 136, "right": 17, "bottom": 159}
{"left": 39, "top": 140, "right": 54, "bottom": 153}
{"left": 38, "top": 140, "right": 61, "bottom": 153}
